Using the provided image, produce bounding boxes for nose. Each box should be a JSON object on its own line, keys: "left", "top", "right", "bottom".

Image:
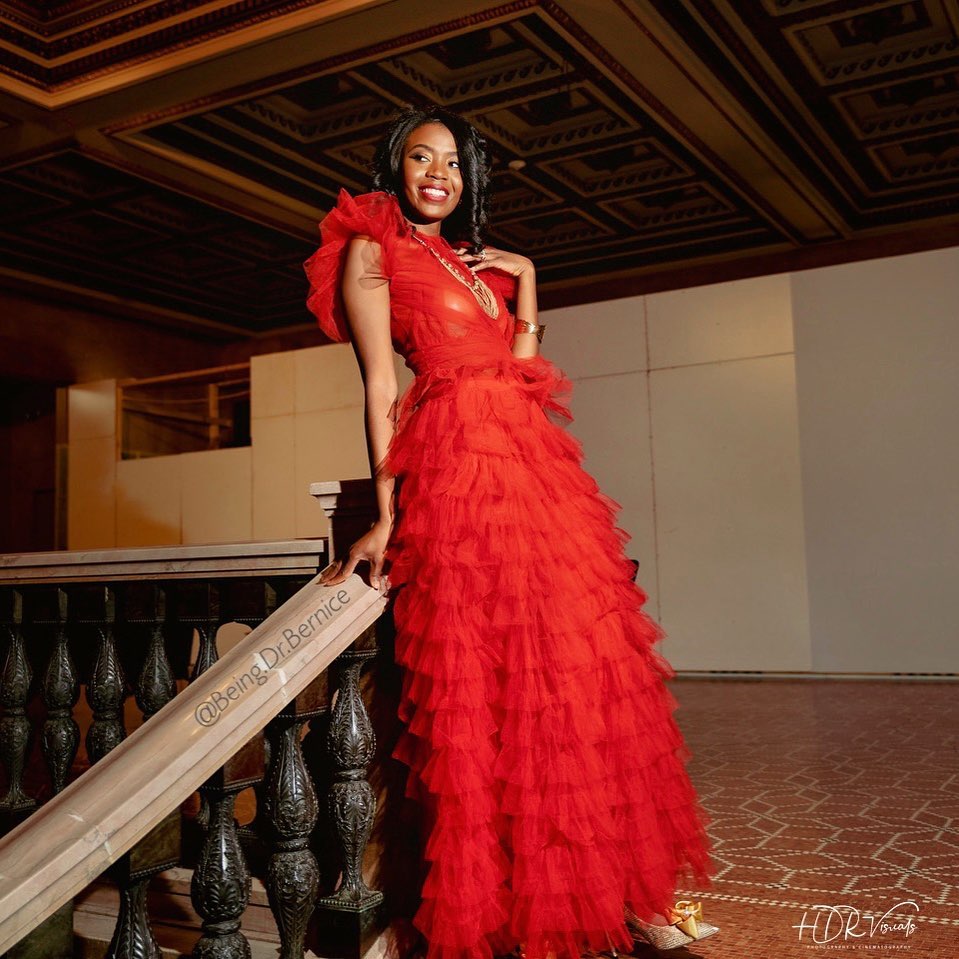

{"left": 426, "top": 162, "right": 446, "bottom": 179}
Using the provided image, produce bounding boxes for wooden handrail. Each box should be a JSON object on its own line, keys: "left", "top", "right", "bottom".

{"left": 0, "top": 539, "right": 325, "bottom": 583}
{"left": 0, "top": 569, "right": 388, "bottom": 954}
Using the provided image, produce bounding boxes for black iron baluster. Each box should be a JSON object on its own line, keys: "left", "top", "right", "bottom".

{"left": 98, "top": 583, "right": 181, "bottom": 959}
{"left": 263, "top": 670, "right": 327, "bottom": 959}
{"left": 0, "top": 588, "right": 36, "bottom": 816}
{"left": 189, "top": 579, "right": 262, "bottom": 959}
{"left": 314, "top": 627, "right": 383, "bottom": 957}
{"left": 86, "top": 586, "right": 126, "bottom": 764}
{"left": 41, "top": 587, "right": 80, "bottom": 795}
{"left": 135, "top": 585, "right": 177, "bottom": 721}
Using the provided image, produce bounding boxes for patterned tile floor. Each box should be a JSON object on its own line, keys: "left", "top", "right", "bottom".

{"left": 661, "top": 679, "right": 958, "bottom": 959}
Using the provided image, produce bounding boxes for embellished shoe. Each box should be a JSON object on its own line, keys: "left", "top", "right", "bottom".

{"left": 665, "top": 900, "right": 720, "bottom": 941}
{"left": 625, "top": 908, "right": 694, "bottom": 951}
{"left": 626, "top": 901, "right": 720, "bottom": 950}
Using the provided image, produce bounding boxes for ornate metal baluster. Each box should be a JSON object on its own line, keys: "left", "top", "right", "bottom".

{"left": 107, "top": 877, "right": 159, "bottom": 959}
{"left": 263, "top": 668, "right": 327, "bottom": 959}
{"left": 191, "top": 621, "right": 219, "bottom": 681}
{"left": 104, "top": 807, "right": 180, "bottom": 959}
{"left": 189, "top": 583, "right": 222, "bottom": 834}
{"left": 95, "top": 583, "right": 181, "bottom": 959}
{"left": 41, "top": 587, "right": 80, "bottom": 795}
{"left": 86, "top": 586, "right": 126, "bottom": 764}
{"left": 191, "top": 786, "right": 251, "bottom": 959}
{"left": 241, "top": 581, "right": 277, "bottom": 847}
{"left": 0, "top": 588, "right": 36, "bottom": 814}
{"left": 189, "top": 580, "right": 262, "bottom": 959}
{"left": 135, "top": 585, "right": 177, "bottom": 721}
{"left": 318, "top": 635, "right": 383, "bottom": 911}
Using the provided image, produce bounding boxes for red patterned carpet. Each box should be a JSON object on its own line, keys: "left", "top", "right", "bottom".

{"left": 661, "top": 678, "right": 958, "bottom": 959}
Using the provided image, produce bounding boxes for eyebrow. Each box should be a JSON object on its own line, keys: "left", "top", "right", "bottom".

{"left": 407, "top": 143, "right": 459, "bottom": 155}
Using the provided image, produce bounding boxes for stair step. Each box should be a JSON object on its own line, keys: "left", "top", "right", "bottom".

{"left": 73, "top": 908, "right": 300, "bottom": 959}
{"left": 72, "top": 867, "right": 298, "bottom": 959}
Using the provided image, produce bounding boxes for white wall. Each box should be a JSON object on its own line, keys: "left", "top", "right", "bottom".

{"left": 543, "top": 274, "right": 811, "bottom": 672}
{"left": 543, "top": 247, "right": 958, "bottom": 675}
{"left": 792, "top": 248, "right": 959, "bottom": 673}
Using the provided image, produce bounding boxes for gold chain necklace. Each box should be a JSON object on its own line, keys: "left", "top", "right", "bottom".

{"left": 410, "top": 230, "right": 499, "bottom": 319}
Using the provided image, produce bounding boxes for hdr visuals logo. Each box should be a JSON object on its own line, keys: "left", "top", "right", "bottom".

{"left": 793, "top": 900, "right": 920, "bottom": 949}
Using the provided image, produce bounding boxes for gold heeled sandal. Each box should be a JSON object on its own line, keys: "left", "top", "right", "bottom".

{"left": 625, "top": 912, "right": 694, "bottom": 951}
{"left": 626, "top": 900, "right": 720, "bottom": 950}
{"left": 665, "top": 900, "right": 720, "bottom": 942}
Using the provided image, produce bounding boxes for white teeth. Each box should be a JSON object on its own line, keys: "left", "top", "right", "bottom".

{"left": 422, "top": 188, "right": 447, "bottom": 198}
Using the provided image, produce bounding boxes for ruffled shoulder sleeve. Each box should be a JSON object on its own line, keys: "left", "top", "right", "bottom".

{"left": 303, "top": 189, "right": 409, "bottom": 343}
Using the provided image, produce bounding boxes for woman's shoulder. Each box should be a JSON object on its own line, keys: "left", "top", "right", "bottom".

{"left": 304, "top": 189, "right": 408, "bottom": 343}
{"left": 321, "top": 188, "right": 410, "bottom": 247}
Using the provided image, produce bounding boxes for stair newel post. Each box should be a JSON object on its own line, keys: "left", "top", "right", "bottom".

{"left": 40, "top": 586, "right": 80, "bottom": 795}
{"left": 0, "top": 588, "right": 36, "bottom": 817}
{"left": 262, "top": 664, "right": 327, "bottom": 959}
{"left": 86, "top": 585, "right": 127, "bottom": 764}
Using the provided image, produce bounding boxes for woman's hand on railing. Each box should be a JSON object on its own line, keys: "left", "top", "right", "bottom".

{"left": 319, "top": 517, "right": 392, "bottom": 590}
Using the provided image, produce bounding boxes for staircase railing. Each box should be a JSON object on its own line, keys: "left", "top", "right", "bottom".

{"left": 0, "top": 480, "right": 393, "bottom": 959}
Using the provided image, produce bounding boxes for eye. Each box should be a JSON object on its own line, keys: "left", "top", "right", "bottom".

{"left": 409, "top": 152, "right": 430, "bottom": 162}
{"left": 449, "top": 159, "right": 460, "bottom": 169}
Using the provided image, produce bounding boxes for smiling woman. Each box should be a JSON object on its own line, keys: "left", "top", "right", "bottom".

{"left": 302, "top": 105, "right": 717, "bottom": 959}
{"left": 401, "top": 125, "right": 463, "bottom": 224}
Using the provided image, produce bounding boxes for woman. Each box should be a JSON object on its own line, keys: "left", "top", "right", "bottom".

{"left": 306, "top": 106, "right": 716, "bottom": 959}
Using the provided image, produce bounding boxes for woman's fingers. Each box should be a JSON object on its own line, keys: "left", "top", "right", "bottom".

{"left": 319, "top": 556, "right": 355, "bottom": 587}
{"left": 318, "top": 559, "right": 342, "bottom": 585}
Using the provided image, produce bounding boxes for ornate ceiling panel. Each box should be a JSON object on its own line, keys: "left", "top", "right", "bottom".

{"left": 0, "top": 0, "right": 316, "bottom": 89}
{"left": 0, "top": 0, "right": 957, "bottom": 341}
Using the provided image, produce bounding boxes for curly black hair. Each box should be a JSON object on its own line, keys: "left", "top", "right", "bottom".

{"left": 370, "top": 105, "right": 491, "bottom": 253}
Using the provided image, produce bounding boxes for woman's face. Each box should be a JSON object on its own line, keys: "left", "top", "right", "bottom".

{"left": 400, "top": 122, "right": 463, "bottom": 226}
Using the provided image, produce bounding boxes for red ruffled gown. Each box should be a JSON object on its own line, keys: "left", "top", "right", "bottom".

{"left": 304, "top": 189, "right": 715, "bottom": 959}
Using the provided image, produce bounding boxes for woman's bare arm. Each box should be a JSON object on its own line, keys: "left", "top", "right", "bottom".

{"left": 318, "top": 234, "right": 396, "bottom": 589}
{"left": 510, "top": 266, "right": 540, "bottom": 359}
{"left": 457, "top": 246, "right": 540, "bottom": 358}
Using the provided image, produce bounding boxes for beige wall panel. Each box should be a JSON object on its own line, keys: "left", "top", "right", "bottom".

{"left": 251, "top": 414, "right": 297, "bottom": 542}
{"left": 651, "top": 355, "right": 811, "bottom": 671}
{"left": 294, "top": 407, "right": 370, "bottom": 538}
{"left": 68, "top": 380, "right": 116, "bottom": 442}
{"left": 647, "top": 273, "right": 793, "bottom": 369}
{"left": 116, "top": 455, "right": 182, "bottom": 547}
{"left": 567, "top": 373, "right": 659, "bottom": 621}
{"left": 251, "top": 351, "right": 296, "bottom": 420}
{"left": 180, "top": 447, "right": 252, "bottom": 545}
{"left": 540, "top": 296, "right": 647, "bottom": 380}
{"left": 67, "top": 436, "right": 117, "bottom": 549}
{"left": 295, "top": 343, "right": 364, "bottom": 413}
{"left": 792, "top": 248, "right": 959, "bottom": 673}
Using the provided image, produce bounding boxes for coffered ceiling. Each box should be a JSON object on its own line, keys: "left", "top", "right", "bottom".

{"left": 0, "top": 0, "right": 957, "bottom": 342}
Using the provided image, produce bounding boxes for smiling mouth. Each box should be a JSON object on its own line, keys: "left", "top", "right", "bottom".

{"left": 419, "top": 186, "right": 449, "bottom": 202}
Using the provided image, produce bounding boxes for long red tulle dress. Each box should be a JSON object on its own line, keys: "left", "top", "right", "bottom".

{"left": 304, "top": 189, "right": 715, "bottom": 959}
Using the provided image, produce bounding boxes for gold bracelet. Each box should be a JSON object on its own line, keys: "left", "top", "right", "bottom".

{"left": 514, "top": 319, "right": 546, "bottom": 343}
